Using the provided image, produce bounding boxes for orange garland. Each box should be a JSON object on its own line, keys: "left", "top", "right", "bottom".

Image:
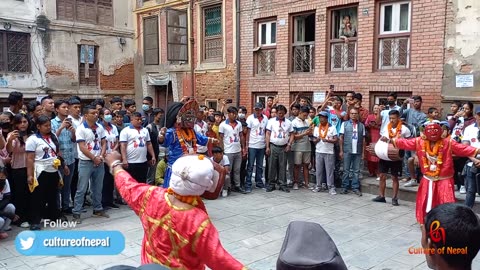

{"left": 318, "top": 123, "right": 329, "bottom": 139}
{"left": 167, "top": 187, "right": 199, "bottom": 206}
{"left": 176, "top": 128, "right": 197, "bottom": 154}
{"left": 422, "top": 140, "right": 444, "bottom": 178}
{"left": 388, "top": 120, "right": 403, "bottom": 139}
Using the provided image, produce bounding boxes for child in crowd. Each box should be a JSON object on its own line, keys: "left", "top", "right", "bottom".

{"left": 0, "top": 167, "right": 19, "bottom": 240}
{"left": 206, "top": 116, "right": 219, "bottom": 156}
{"left": 155, "top": 154, "right": 168, "bottom": 187}
{"left": 427, "top": 107, "right": 440, "bottom": 121}
{"left": 211, "top": 146, "right": 231, "bottom": 198}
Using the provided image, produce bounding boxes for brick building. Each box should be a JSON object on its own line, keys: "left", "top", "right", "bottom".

{"left": 0, "top": 0, "right": 135, "bottom": 106}
{"left": 133, "top": 0, "right": 237, "bottom": 110}
{"left": 238, "top": 0, "right": 479, "bottom": 112}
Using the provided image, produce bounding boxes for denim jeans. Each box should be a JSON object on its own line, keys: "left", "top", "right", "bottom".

{"left": 246, "top": 148, "right": 265, "bottom": 188}
{"left": 403, "top": 150, "right": 412, "bottom": 178}
{"left": 342, "top": 153, "right": 361, "bottom": 190}
{"left": 73, "top": 160, "right": 105, "bottom": 215}
{"left": 61, "top": 162, "right": 76, "bottom": 210}
{"left": 465, "top": 166, "right": 478, "bottom": 208}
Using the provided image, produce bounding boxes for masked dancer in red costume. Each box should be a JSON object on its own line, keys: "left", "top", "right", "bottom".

{"left": 389, "top": 120, "right": 479, "bottom": 224}
{"left": 105, "top": 151, "right": 245, "bottom": 269}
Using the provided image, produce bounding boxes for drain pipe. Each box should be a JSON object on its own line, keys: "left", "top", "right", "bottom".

{"left": 235, "top": 0, "right": 241, "bottom": 107}
{"left": 190, "top": 0, "right": 195, "bottom": 97}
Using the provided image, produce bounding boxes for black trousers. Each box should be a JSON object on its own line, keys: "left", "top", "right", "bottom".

{"left": 126, "top": 162, "right": 149, "bottom": 183}
{"left": 30, "top": 171, "right": 60, "bottom": 225}
{"left": 10, "top": 167, "right": 30, "bottom": 223}
{"left": 70, "top": 158, "right": 79, "bottom": 202}
{"left": 454, "top": 157, "right": 468, "bottom": 189}
{"left": 102, "top": 163, "right": 114, "bottom": 206}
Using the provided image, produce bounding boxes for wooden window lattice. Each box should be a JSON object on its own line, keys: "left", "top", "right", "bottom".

{"left": 0, "top": 31, "right": 30, "bottom": 73}
{"left": 56, "top": 0, "right": 113, "bottom": 26}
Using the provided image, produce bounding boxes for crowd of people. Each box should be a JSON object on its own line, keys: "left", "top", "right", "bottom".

{"left": 0, "top": 90, "right": 479, "bottom": 240}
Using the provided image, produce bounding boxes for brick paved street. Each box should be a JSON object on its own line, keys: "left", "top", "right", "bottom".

{"left": 1, "top": 185, "right": 479, "bottom": 270}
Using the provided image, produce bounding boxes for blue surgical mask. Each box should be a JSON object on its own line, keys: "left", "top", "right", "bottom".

{"left": 142, "top": 104, "right": 150, "bottom": 111}
{"left": 104, "top": 115, "right": 113, "bottom": 123}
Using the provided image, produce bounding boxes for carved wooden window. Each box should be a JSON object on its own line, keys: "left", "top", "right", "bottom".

{"left": 143, "top": 16, "right": 159, "bottom": 65}
{"left": 0, "top": 31, "right": 30, "bottom": 73}
{"left": 57, "top": 0, "right": 113, "bottom": 26}
{"left": 78, "top": 44, "right": 99, "bottom": 86}
{"left": 203, "top": 5, "right": 223, "bottom": 62}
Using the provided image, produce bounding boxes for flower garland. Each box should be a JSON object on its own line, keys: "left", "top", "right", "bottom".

{"left": 318, "top": 123, "right": 329, "bottom": 139}
{"left": 388, "top": 120, "right": 403, "bottom": 139}
{"left": 422, "top": 140, "right": 444, "bottom": 178}
{"left": 176, "top": 128, "right": 197, "bottom": 154}
{"left": 167, "top": 187, "right": 199, "bottom": 206}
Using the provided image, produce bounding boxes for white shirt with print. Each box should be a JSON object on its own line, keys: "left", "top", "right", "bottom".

{"left": 313, "top": 125, "right": 337, "bottom": 154}
{"left": 76, "top": 122, "right": 106, "bottom": 161}
{"left": 119, "top": 125, "right": 151, "bottom": 163}
{"left": 26, "top": 133, "right": 60, "bottom": 172}
{"left": 103, "top": 123, "right": 119, "bottom": 154}
{"left": 246, "top": 114, "right": 268, "bottom": 149}
{"left": 462, "top": 123, "right": 480, "bottom": 167}
{"left": 266, "top": 118, "right": 293, "bottom": 146}
{"left": 219, "top": 120, "right": 243, "bottom": 154}
{"left": 194, "top": 120, "right": 209, "bottom": 153}
{"left": 339, "top": 121, "right": 366, "bottom": 154}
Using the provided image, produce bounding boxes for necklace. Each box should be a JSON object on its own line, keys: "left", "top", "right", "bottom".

{"left": 176, "top": 128, "right": 197, "bottom": 154}
{"left": 388, "top": 121, "right": 403, "bottom": 138}
{"left": 422, "top": 139, "right": 445, "bottom": 178}
{"left": 318, "top": 123, "right": 329, "bottom": 139}
{"left": 167, "top": 187, "right": 199, "bottom": 206}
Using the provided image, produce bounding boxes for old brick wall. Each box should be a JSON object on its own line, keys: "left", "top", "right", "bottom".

{"left": 195, "top": 64, "right": 236, "bottom": 105}
{"left": 100, "top": 63, "right": 135, "bottom": 90}
{"left": 239, "top": 0, "right": 447, "bottom": 112}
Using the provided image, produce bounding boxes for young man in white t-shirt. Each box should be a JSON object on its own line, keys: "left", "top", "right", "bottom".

{"left": 211, "top": 146, "right": 231, "bottom": 197}
{"left": 462, "top": 107, "right": 480, "bottom": 208}
{"left": 373, "top": 110, "right": 411, "bottom": 206}
{"left": 245, "top": 102, "right": 268, "bottom": 192}
{"left": 291, "top": 106, "right": 313, "bottom": 190}
{"left": 120, "top": 112, "right": 156, "bottom": 184}
{"left": 312, "top": 111, "right": 338, "bottom": 194}
{"left": 265, "top": 105, "right": 294, "bottom": 193}
{"left": 194, "top": 108, "right": 209, "bottom": 155}
{"left": 219, "top": 106, "right": 246, "bottom": 194}
{"left": 73, "top": 105, "right": 108, "bottom": 224}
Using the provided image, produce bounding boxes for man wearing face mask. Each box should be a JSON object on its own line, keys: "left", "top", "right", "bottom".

{"left": 376, "top": 92, "right": 401, "bottom": 136}
{"left": 237, "top": 106, "right": 249, "bottom": 189}
{"left": 141, "top": 97, "right": 155, "bottom": 128}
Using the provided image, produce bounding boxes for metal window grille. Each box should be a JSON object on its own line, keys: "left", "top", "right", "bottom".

{"left": 331, "top": 41, "right": 357, "bottom": 72}
{"left": 203, "top": 5, "right": 222, "bottom": 61}
{"left": 0, "top": 31, "right": 30, "bottom": 73}
{"left": 292, "top": 43, "right": 314, "bottom": 72}
{"left": 379, "top": 37, "right": 410, "bottom": 69}
{"left": 256, "top": 48, "right": 276, "bottom": 74}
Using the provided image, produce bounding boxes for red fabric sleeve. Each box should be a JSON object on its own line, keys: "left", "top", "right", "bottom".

{"left": 195, "top": 220, "right": 245, "bottom": 270}
{"left": 393, "top": 137, "right": 417, "bottom": 151}
{"left": 114, "top": 170, "right": 157, "bottom": 215}
{"left": 451, "top": 140, "right": 479, "bottom": 158}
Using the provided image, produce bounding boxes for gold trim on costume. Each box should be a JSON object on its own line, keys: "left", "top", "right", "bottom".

{"left": 191, "top": 219, "right": 211, "bottom": 252}
{"left": 165, "top": 193, "right": 195, "bottom": 211}
{"left": 140, "top": 186, "right": 156, "bottom": 217}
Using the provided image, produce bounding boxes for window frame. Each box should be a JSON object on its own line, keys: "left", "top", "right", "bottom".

{"left": 379, "top": 1, "right": 411, "bottom": 35}
{"left": 254, "top": 18, "right": 277, "bottom": 76}
{"left": 290, "top": 11, "right": 316, "bottom": 73}
{"left": 0, "top": 31, "right": 31, "bottom": 73}
{"left": 166, "top": 8, "right": 188, "bottom": 63}
{"left": 78, "top": 44, "right": 99, "bottom": 86}
{"left": 327, "top": 5, "right": 359, "bottom": 73}
{"left": 205, "top": 99, "right": 218, "bottom": 111}
{"left": 253, "top": 92, "right": 277, "bottom": 110}
{"left": 202, "top": 4, "right": 223, "bottom": 63}
{"left": 56, "top": 0, "right": 114, "bottom": 26}
{"left": 143, "top": 15, "right": 159, "bottom": 66}
{"left": 375, "top": 0, "right": 412, "bottom": 71}
{"left": 258, "top": 21, "right": 277, "bottom": 47}
{"left": 370, "top": 92, "right": 412, "bottom": 108}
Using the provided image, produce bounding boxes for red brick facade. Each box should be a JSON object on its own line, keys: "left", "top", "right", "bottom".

{"left": 239, "top": 0, "right": 448, "bottom": 112}
{"left": 100, "top": 63, "right": 135, "bottom": 91}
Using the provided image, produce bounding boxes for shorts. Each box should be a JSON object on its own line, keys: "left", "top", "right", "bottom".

{"left": 379, "top": 159, "right": 403, "bottom": 177}
{"left": 294, "top": 151, "right": 311, "bottom": 165}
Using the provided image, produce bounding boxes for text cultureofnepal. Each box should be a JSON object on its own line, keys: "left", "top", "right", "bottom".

{"left": 43, "top": 237, "right": 110, "bottom": 247}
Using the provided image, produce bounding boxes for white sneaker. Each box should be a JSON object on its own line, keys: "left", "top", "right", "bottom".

{"left": 329, "top": 188, "right": 337, "bottom": 195}
{"left": 404, "top": 179, "right": 419, "bottom": 187}
{"left": 293, "top": 183, "right": 299, "bottom": 190}
{"left": 460, "top": 186, "right": 466, "bottom": 194}
{"left": 221, "top": 190, "right": 228, "bottom": 197}
{"left": 20, "top": 222, "right": 30, "bottom": 228}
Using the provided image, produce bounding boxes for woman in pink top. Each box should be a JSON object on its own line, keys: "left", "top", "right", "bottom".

{"left": 5, "top": 114, "right": 33, "bottom": 228}
{"left": 364, "top": 105, "right": 381, "bottom": 178}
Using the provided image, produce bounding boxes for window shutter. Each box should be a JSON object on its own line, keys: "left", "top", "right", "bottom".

{"left": 57, "top": 0, "right": 75, "bottom": 21}
{"left": 97, "top": 0, "right": 113, "bottom": 26}
{"left": 0, "top": 33, "right": 4, "bottom": 72}
{"left": 76, "top": 0, "right": 96, "bottom": 24}
{"left": 6, "top": 32, "right": 29, "bottom": 72}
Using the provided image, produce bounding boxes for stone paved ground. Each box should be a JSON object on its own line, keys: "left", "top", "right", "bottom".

{"left": 1, "top": 186, "right": 479, "bottom": 270}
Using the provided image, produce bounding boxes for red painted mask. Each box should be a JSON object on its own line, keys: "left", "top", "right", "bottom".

{"left": 424, "top": 123, "right": 443, "bottom": 141}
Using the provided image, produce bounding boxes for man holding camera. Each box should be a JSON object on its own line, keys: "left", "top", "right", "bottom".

{"left": 51, "top": 99, "right": 76, "bottom": 214}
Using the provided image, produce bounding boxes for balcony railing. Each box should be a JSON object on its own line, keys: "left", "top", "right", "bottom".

{"left": 379, "top": 36, "right": 410, "bottom": 69}
{"left": 292, "top": 42, "right": 314, "bottom": 73}
{"left": 330, "top": 39, "right": 357, "bottom": 72}
{"left": 256, "top": 47, "right": 276, "bottom": 75}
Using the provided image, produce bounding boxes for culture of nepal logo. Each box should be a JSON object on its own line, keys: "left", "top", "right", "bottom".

{"left": 408, "top": 221, "right": 468, "bottom": 255}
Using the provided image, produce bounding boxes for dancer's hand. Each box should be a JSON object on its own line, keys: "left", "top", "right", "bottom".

{"left": 105, "top": 151, "right": 122, "bottom": 167}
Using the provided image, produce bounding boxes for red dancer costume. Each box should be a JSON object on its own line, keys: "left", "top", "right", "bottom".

{"left": 107, "top": 153, "right": 245, "bottom": 270}
{"left": 392, "top": 121, "right": 479, "bottom": 224}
